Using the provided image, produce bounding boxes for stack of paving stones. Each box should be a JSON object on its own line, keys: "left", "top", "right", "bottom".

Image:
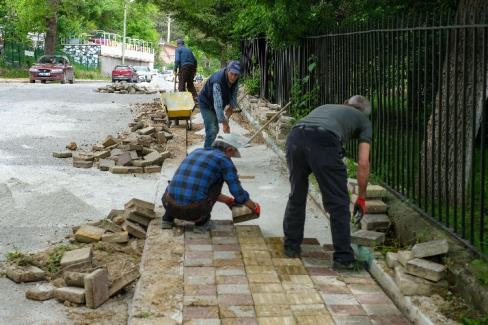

{"left": 53, "top": 101, "right": 172, "bottom": 174}
{"left": 95, "top": 82, "right": 158, "bottom": 95}
{"left": 348, "top": 180, "right": 390, "bottom": 249}
{"left": 181, "top": 222, "right": 409, "bottom": 324}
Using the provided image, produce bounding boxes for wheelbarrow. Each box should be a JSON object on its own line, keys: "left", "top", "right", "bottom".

{"left": 160, "top": 91, "right": 195, "bottom": 130}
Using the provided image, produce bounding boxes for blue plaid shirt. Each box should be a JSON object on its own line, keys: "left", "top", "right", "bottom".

{"left": 166, "top": 147, "right": 249, "bottom": 205}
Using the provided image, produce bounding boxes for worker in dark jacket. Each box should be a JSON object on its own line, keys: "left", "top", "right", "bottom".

{"left": 174, "top": 39, "right": 198, "bottom": 101}
{"left": 198, "top": 60, "right": 240, "bottom": 148}
{"left": 283, "top": 95, "right": 372, "bottom": 271}
{"left": 161, "top": 133, "right": 260, "bottom": 232}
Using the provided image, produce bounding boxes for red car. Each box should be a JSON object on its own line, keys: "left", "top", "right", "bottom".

{"left": 112, "top": 65, "right": 138, "bottom": 83}
{"left": 29, "top": 55, "right": 75, "bottom": 84}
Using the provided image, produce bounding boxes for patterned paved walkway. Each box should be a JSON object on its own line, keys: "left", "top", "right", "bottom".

{"left": 182, "top": 221, "right": 410, "bottom": 325}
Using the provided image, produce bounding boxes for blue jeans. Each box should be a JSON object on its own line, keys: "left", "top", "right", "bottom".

{"left": 199, "top": 99, "right": 219, "bottom": 148}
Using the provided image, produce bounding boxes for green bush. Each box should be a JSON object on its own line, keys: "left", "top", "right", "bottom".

{"left": 290, "top": 56, "right": 319, "bottom": 120}
{"left": 242, "top": 69, "right": 261, "bottom": 96}
{"left": 5, "top": 250, "right": 35, "bottom": 266}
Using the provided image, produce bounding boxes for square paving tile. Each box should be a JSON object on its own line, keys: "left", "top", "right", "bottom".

{"left": 272, "top": 258, "right": 303, "bottom": 267}
{"left": 252, "top": 293, "right": 288, "bottom": 305}
{"left": 286, "top": 291, "right": 323, "bottom": 305}
{"left": 355, "top": 293, "right": 392, "bottom": 305}
{"left": 213, "top": 237, "right": 239, "bottom": 245}
{"left": 219, "top": 305, "right": 256, "bottom": 318}
{"left": 214, "top": 259, "right": 244, "bottom": 267}
{"left": 187, "top": 244, "right": 213, "bottom": 252}
{"left": 239, "top": 237, "right": 267, "bottom": 245}
{"left": 347, "top": 283, "right": 383, "bottom": 295}
{"left": 275, "top": 265, "right": 308, "bottom": 275}
{"left": 311, "top": 275, "right": 347, "bottom": 286}
{"left": 301, "top": 258, "right": 332, "bottom": 268}
{"left": 247, "top": 273, "right": 280, "bottom": 284}
{"left": 185, "top": 267, "right": 215, "bottom": 276}
{"left": 216, "top": 266, "right": 246, "bottom": 276}
{"left": 290, "top": 304, "right": 329, "bottom": 316}
{"left": 255, "top": 305, "right": 292, "bottom": 317}
{"left": 211, "top": 230, "right": 236, "bottom": 237}
{"left": 306, "top": 267, "right": 338, "bottom": 276}
{"left": 369, "top": 315, "right": 410, "bottom": 324}
{"left": 327, "top": 304, "right": 367, "bottom": 316}
{"left": 243, "top": 257, "right": 274, "bottom": 266}
{"left": 184, "top": 295, "right": 218, "bottom": 306}
{"left": 214, "top": 244, "right": 241, "bottom": 252}
{"left": 218, "top": 284, "right": 251, "bottom": 295}
{"left": 214, "top": 251, "right": 242, "bottom": 260}
{"left": 185, "top": 284, "right": 217, "bottom": 296}
{"left": 295, "top": 314, "right": 335, "bottom": 325}
{"left": 218, "top": 294, "right": 254, "bottom": 306}
{"left": 221, "top": 318, "right": 258, "bottom": 325}
{"left": 315, "top": 284, "right": 352, "bottom": 294}
{"left": 332, "top": 315, "right": 372, "bottom": 325}
{"left": 245, "top": 266, "right": 277, "bottom": 274}
{"left": 249, "top": 283, "right": 284, "bottom": 294}
{"left": 241, "top": 244, "right": 269, "bottom": 251}
{"left": 257, "top": 316, "right": 296, "bottom": 325}
{"left": 185, "top": 238, "right": 212, "bottom": 245}
{"left": 217, "top": 275, "right": 249, "bottom": 284}
{"left": 361, "top": 304, "right": 401, "bottom": 316}
{"left": 242, "top": 251, "right": 272, "bottom": 259}
{"left": 183, "top": 306, "right": 219, "bottom": 321}
{"left": 184, "top": 318, "right": 221, "bottom": 325}
{"left": 321, "top": 293, "right": 359, "bottom": 305}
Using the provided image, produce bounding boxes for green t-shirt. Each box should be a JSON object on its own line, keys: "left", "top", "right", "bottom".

{"left": 296, "top": 104, "right": 372, "bottom": 144}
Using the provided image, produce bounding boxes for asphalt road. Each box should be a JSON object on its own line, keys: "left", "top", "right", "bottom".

{"left": 0, "top": 80, "right": 171, "bottom": 324}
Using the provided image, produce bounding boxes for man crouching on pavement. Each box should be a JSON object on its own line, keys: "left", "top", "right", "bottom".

{"left": 161, "top": 133, "right": 261, "bottom": 232}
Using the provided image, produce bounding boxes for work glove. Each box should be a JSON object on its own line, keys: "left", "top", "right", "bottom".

{"left": 224, "top": 197, "right": 236, "bottom": 209}
{"left": 353, "top": 196, "right": 366, "bottom": 225}
{"left": 252, "top": 202, "right": 261, "bottom": 217}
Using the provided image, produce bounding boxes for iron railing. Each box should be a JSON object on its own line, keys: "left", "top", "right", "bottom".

{"left": 241, "top": 12, "right": 488, "bottom": 256}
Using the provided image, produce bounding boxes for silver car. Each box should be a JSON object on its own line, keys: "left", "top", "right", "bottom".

{"left": 133, "top": 66, "right": 152, "bottom": 82}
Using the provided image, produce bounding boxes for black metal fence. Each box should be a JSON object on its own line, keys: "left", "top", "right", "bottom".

{"left": 241, "top": 12, "right": 488, "bottom": 256}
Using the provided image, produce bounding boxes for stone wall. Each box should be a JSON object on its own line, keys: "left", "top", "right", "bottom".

{"left": 63, "top": 45, "right": 100, "bottom": 68}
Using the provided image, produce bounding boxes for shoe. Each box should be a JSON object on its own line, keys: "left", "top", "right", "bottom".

{"left": 161, "top": 220, "right": 174, "bottom": 229}
{"left": 193, "top": 220, "right": 215, "bottom": 233}
{"left": 333, "top": 259, "right": 367, "bottom": 271}
{"left": 284, "top": 246, "right": 301, "bottom": 258}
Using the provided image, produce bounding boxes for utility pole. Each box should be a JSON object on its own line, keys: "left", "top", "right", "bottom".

{"left": 122, "top": 0, "right": 128, "bottom": 64}
{"left": 167, "top": 15, "right": 171, "bottom": 43}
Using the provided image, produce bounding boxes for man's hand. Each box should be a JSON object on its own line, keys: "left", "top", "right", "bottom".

{"left": 224, "top": 105, "right": 233, "bottom": 119}
{"left": 353, "top": 196, "right": 366, "bottom": 224}
{"left": 224, "top": 197, "right": 235, "bottom": 209}
{"left": 222, "top": 122, "right": 230, "bottom": 133}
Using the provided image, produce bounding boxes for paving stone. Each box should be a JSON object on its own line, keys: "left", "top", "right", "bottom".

{"left": 185, "top": 267, "right": 215, "bottom": 276}
{"left": 315, "top": 284, "right": 351, "bottom": 294}
{"left": 340, "top": 275, "right": 376, "bottom": 285}
{"left": 125, "top": 211, "right": 152, "bottom": 227}
{"left": 295, "top": 314, "right": 335, "bottom": 324}
{"left": 60, "top": 247, "right": 92, "bottom": 268}
{"left": 144, "top": 165, "right": 162, "bottom": 173}
{"left": 306, "top": 267, "right": 337, "bottom": 276}
{"left": 214, "top": 259, "right": 244, "bottom": 267}
{"left": 99, "top": 159, "right": 115, "bottom": 171}
{"left": 25, "top": 283, "right": 55, "bottom": 301}
{"left": 327, "top": 304, "right": 366, "bottom": 316}
{"left": 217, "top": 275, "right": 249, "bottom": 284}
{"left": 138, "top": 126, "right": 156, "bottom": 135}
{"left": 53, "top": 287, "right": 85, "bottom": 304}
{"left": 242, "top": 250, "right": 271, "bottom": 259}
{"left": 411, "top": 239, "right": 449, "bottom": 259}
{"left": 310, "top": 275, "right": 346, "bottom": 287}
{"left": 240, "top": 244, "right": 268, "bottom": 251}
{"left": 84, "top": 268, "right": 109, "bottom": 308}
{"left": 185, "top": 275, "right": 215, "bottom": 285}
{"left": 63, "top": 271, "right": 87, "bottom": 287}
{"left": 235, "top": 225, "right": 262, "bottom": 237}
{"left": 124, "top": 220, "right": 146, "bottom": 239}
{"left": 272, "top": 258, "right": 302, "bottom": 267}
{"left": 243, "top": 257, "right": 273, "bottom": 266}
{"left": 218, "top": 284, "right": 251, "bottom": 295}
{"left": 216, "top": 267, "right": 246, "bottom": 276}
{"left": 287, "top": 291, "right": 323, "bottom": 305}
{"left": 256, "top": 316, "right": 296, "bottom": 325}
{"left": 397, "top": 250, "right": 413, "bottom": 267}
{"left": 187, "top": 244, "right": 213, "bottom": 252}
{"left": 252, "top": 293, "right": 288, "bottom": 305}
{"left": 385, "top": 252, "right": 399, "bottom": 269}
{"left": 219, "top": 305, "right": 255, "bottom": 318}
{"left": 93, "top": 150, "right": 111, "bottom": 159}
{"left": 360, "top": 214, "right": 390, "bottom": 231}
{"left": 247, "top": 273, "right": 280, "bottom": 284}
{"left": 255, "top": 305, "right": 292, "bottom": 317}
{"left": 405, "top": 258, "right": 446, "bottom": 282}
{"left": 211, "top": 230, "right": 235, "bottom": 237}
{"left": 102, "top": 135, "right": 117, "bottom": 147}
{"left": 351, "top": 230, "right": 385, "bottom": 247}
{"left": 183, "top": 306, "right": 219, "bottom": 321}
{"left": 185, "top": 284, "right": 217, "bottom": 296}
{"left": 369, "top": 315, "right": 410, "bottom": 324}
{"left": 214, "top": 244, "right": 241, "bottom": 252}
{"left": 73, "top": 160, "right": 93, "bottom": 168}
{"left": 115, "top": 152, "right": 132, "bottom": 166}
{"left": 92, "top": 219, "right": 124, "bottom": 233}
{"left": 113, "top": 215, "right": 125, "bottom": 225}
{"left": 275, "top": 265, "right": 308, "bottom": 275}
{"left": 321, "top": 293, "right": 359, "bottom": 305}
{"left": 366, "top": 185, "right": 387, "bottom": 199}
{"left": 355, "top": 293, "right": 391, "bottom": 305}
{"left": 187, "top": 238, "right": 212, "bottom": 245}
{"left": 53, "top": 151, "right": 72, "bottom": 158}
{"left": 347, "top": 283, "right": 383, "bottom": 295}
{"left": 394, "top": 266, "right": 448, "bottom": 296}
{"left": 125, "top": 198, "right": 155, "bottom": 210}
{"left": 239, "top": 237, "right": 266, "bottom": 245}
{"left": 218, "top": 294, "right": 253, "bottom": 306}
{"left": 361, "top": 304, "right": 401, "bottom": 316}
{"left": 184, "top": 295, "right": 218, "bottom": 306}
{"left": 245, "top": 266, "right": 276, "bottom": 275}
{"left": 187, "top": 251, "right": 213, "bottom": 259}
{"left": 6, "top": 265, "right": 45, "bottom": 283}
{"left": 110, "top": 166, "right": 143, "bottom": 174}
{"left": 221, "top": 318, "right": 258, "bottom": 325}
{"left": 249, "top": 283, "right": 284, "bottom": 294}
{"left": 331, "top": 315, "right": 372, "bottom": 325}
{"left": 290, "top": 304, "right": 329, "bottom": 316}
{"left": 365, "top": 200, "right": 388, "bottom": 213}
{"left": 301, "top": 258, "right": 332, "bottom": 268}
{"left": 214, "top": 251, "right": 242, "bottom": 260}
{"left": 101, "top": 231, "right": 129, "bottom": 243}
{"left": 213, "top": 237, "right": 239, "bottom": 244}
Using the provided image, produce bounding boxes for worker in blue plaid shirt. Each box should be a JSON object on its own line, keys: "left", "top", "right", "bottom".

{"left": 161, "top": 134, "right": 260, "bottom": 232}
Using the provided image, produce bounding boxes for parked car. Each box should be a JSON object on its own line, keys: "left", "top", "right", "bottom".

{"left": 111, "top": 65, "right": 138, "bottom": 83}
{"left": 29, "top": 55, "right": 74, "bottom": 84}
{"left": 163, "top": 70, "right": 175, "bottom": 82}
{"left": 149, "top": 68, "right": 159, "bottom": 80}
{"left": 133, "top": 66, "right": 152, "bottom": 82}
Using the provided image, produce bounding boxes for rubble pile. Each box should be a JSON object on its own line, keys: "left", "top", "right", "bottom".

{"left": 95, "top": 81, "right": 158, "bottom": 95}
{"left": 4, "top": 198, "right": 156, "bottom": 309}
{"left": 53, "top": 101, "right": 173, "bottom": 174}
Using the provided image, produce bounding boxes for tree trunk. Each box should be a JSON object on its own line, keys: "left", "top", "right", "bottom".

{"left": 421, "top": 0, "right": 488, "bottom": 204}
{"left": 44, "top": 0, "right": 60, "bottom": 55}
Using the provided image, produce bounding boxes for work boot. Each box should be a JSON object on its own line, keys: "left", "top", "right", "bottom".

{"left": 333, "top": 259, "right": 368, "bottom": 272}
{"left": 284, "top": 246, "right": 301, "bottom": 258}
{"left": 193, "top": 220, "right": 216, "bottom": 233}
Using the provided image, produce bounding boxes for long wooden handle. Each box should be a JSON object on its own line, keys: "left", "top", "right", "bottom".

{"left": 245, "top": 101, "right": 292, "bottom": 145}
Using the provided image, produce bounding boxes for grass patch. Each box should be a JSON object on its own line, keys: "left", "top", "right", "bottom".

{"left": 471, "top": 259, "right": 488, "bottom": 287}
{"left": 0, "top": 66, "right": 29, "bottom": 78}
{"left": 5, "top": 250, "right": 35, "bottom": 266}
{"left": 242, "top": 69, "right": 260, "bottom": 96}
{"left": 74, "top": 68, "right": 109, "bottom": 80}
{"left": 46, "top": 244, "right": 77, "bottom": 274}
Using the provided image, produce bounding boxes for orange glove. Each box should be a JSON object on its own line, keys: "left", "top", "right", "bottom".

{"left": 252, "top": 203, "right": 261, "bottom": 217}
{"left": 353, "top": 196, "right": 366, "bottom": 225}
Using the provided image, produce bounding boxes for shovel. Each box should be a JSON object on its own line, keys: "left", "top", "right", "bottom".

{"left": 244, "top": 101, "right": 292, "bottom": 146}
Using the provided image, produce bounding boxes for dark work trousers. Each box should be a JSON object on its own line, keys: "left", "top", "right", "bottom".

{"left": 283, "top": 125, "right": 354, "bottom": 264}
{"left": 162, "top": 182, "right": 223, "bottom": 226}
{"left": 178, "top": 64, "right": 197, "bottom": 101}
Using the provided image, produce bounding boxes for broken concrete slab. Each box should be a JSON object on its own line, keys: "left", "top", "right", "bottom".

{"left": 163, "top": 131, "right": 174, "bottom": 140}
{"left": 64, "top": 271, "right": 87, "bottom": 287}
{"left": 74, "top": 225, "right": 105, "bottom": 243}
{"left": 66, "top": 142, "right": 77, "bottom": 150}
{"left": 99, "top": 159, "right": 115, "bottom": 171}
{"left": 406, "top": 258, "right": 446, "bottom": 282}
{"left": 113, "top": 216, "right": 125, "bottom": 225}
{"left": 366, "top": 185, "right": 387, "bottom": 199}
{"left": 93, "top": 150, "right": 111, "bottom": 159}
{"left": 130, "top": 121, "right": 144, "bottom": 132}
{"left": 360, "top": 214, "right": 390, "bottom": 231}
{"left": 54, "top": 287, "right": 85, "bottom": 304}
{"left": 386, "top": 252, "right": 399, "bottom": 269}
{"left": 110, "top": 166, "right": 143, "bottom": 174}
{"left": 138, "top": 126, "right": 155, "bottom": 135}
{"left": 144, "top": 165, "right": 161, "bottom": 173}
{"left": 411, "top": 239, "right": 449, "bottom": 259}
{"left": 73, "top": 152, "right": 95, "bottom": 161}
{"left": 6, "top": 265, "right": 45, "bottom": 283}
{"left": 109, "top": 269, "right": 140, "bottom": 297}
{"left": 52, "top": 151, "right": 72, "bottom": 158}
{"left": 25, "top": 283, "right": 54, "bottom": 301}
{"left": 394, "top": 266, "right": 448, "bottom": 296}
{"left": 126, "top": 212, "right": 152, "bottom": 227}
{"left": 84, "top": 268, "right": 110, "bottom": 309}
{"left": 124, "top": 198, "right": 155, "bottom": 211}
{"left": 102, "top": 136, "right": 117, "bottom": 147}
{"left": 123, "top": 220, "right": 147, "bottom": 239}
{"left": 351, "top": 230, "right": 385, "bottom": 247}
{"left": 397, "top": 250, "right": 413, "bottom": 267}
{"left": 129, "top": 150, "right": 139, "bottom": 160}
{"left": 73, "top": 160, "right": 93, "bottom": 168}
{"left": 365, "top": 200, "right": 388, "bottom": 214}
{"left": 92, "top": 144, "right": 105, "bottom": 151}
{"left": 115, "top": 152, "right": 132, "bottom": 166}
{"left": 126, "top": 204, "right": 155, "bottom": 219}
{"left": 102, "top": 231, "right": 129, "bottom": 243}
{"left": 132, "top": 151, "right": 165, "bottom": 167}
{"left": 92, "top": 219, "right": 123, "bottom": 233}
{"left": 107, "top": 209, "right": 125, "bottom": 220}
{"left": 60, "top": 247, "right": 92, "bottom": 269}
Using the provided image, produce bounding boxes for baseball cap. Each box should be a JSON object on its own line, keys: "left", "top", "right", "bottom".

{"left": 227, "top": 60, "right": 241, "bottom": 76}
{"left": 212, "top": 133, "right": 246, "bottom": 158}
{"left": 176, "top": 39, "right": 184, "bottom": 46}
